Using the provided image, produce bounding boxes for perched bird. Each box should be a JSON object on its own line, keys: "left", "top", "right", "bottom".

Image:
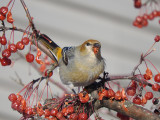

{"left": 39, "top": 34, "right": 105, "bottom": 89}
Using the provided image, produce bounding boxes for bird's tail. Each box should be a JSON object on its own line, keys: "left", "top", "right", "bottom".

{"left": 37, "top": 34, "right": 62, "bottom": 63}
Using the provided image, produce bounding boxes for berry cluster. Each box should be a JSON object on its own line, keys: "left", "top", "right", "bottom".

{"left": 0, "top": 35, "right": 30, "bottom": 66}
{"left": 0, "top": 6, "right": 8, "bottom": 21}
{"left": 133, "top": 15, "right": 148, "bottom": 28}
{"left": 8, "top": 91, "right": 90, "bottom": 120}
{"left": 133, "top": 10, "right": 160, "bottom": 28}
{"left": 0, "top": 6, "right": 14, "bottom": 23}
{"left": 133, "top": 0, "right": 160, "bottom": 28}
{"left": 134, "top": 0, "right": 142, "bottom": 8}
{"left": 125, "top": 67, "right": 160, "bottom": 105}
{"left": 98, "top": 88, "right": 127, "bottom": 101}
{"left": 126, "top": 39, "right": 160, "bottom": 108}
{"left": 8, "top": 93, "right": 34, "bottom": 118}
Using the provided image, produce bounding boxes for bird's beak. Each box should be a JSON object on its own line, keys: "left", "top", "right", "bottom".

{"left": 93, "top": 43, "right": 101, "bottom": 54}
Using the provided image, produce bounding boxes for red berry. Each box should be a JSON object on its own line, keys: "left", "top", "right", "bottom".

{"left": 78, "top": 113, "right": 88, "bottom": 120}
{"left": 8, "top": 93, "right": 17, "bottom": 102}
{"left": 158, "top": 11, "right": 160, "bottom": 16}
{"left": 152, "top": 83, "right": 160, "bottom": 91}
{"left": 7, "top": 11, "right": 14, "bottom": 23}
{"left": 98, "top": 89, "right": 108, "bottom": 100}
{"left": 17, "top": 94, "right": 23, "bottom": 102}
{"left": 66, "top": 106, "right": 74, "bottom": 115}
{"left": 130, "top": 81, "right": 138, "bottom": 88}
{"left": 1, "top": 57, "right": 11, "bottom": 66}
{"left": 16, "top": 41, "right": 25, "bottom": 50}
{"left": 37, "top": 108, "right": 44, "bottom": 116}
{"left": 154, "top": 109, "right": 160, "bottom": 115}
{"left": 2, "top": 49, "right": 11, "bottom": 58}
{"left": 44, "top": 69, "right": 53, "bottom": 77}
{"left": 115, "top": 91, "right": 122, "bottom": 100}
{"left": 133, "top": 96, "right": 141, "bottom": 105}
{"left": 18, "top": 99, "right": 26, "bottom": 113}
{"left": 141, "top": 96, "right": 147, "bottom": 105}
{"left": 133, "top": 20, "right": 139, "bottom": 27}
{"left": 8, "top": 43, "right": 17, "bottom": 53}
{"left": 0, "top": 13, "right": 6, "bottom": 21}
{"left": 78, "top": 92, "right": 89, "bottom": 103}
{"left": 143, "top": 14, "right": 148, "bottom": 20}
{"left": 152, "top": 98, "right": 159, "bottom": 105}
{"left": 56, "top": 112, "right": 63, "bottom": 119}
{"left": 62, "top": 107, "right": 67, "bottom": 116}
{"left": 0, "top": 7, "right": 8, "bottom": 15}
{"left": 51, "top": 108, "right": 58, "bottom": 116}
{"left": 148, "top": 13, "right": 154, "bottom": 20}
{"left": 44, "top": 109, "right": 51, "bottom": 117}
{"left": 108, "top": 89, "right": 115, "bottom": 98}
{"left": 20, "top": 99, "right": 26, "bottom": 109}
{"left": 69, "top": 113, "right": 78, "bottom": 120}
{"left": 117, "top": 112, "right": 130, "bottom": 120}
{"left": 1, "top": 57, "right": 7, "bottom": 66}
{"left": 145, "top": 92, "right": 153, "bottom": 100}
{"left": 25, "top": 107, "right": 33, "bottom": 115}
{"left": 18, "top": 104, "right": 26, "bottom": 113}
{"left": 126, "top": 87, "right": 136, "bottom": 96}
{"left": 117, "top": 112, "right": 122, "bottom": 119}
{"left": 101, "top": 89, "right": 108, "bottom": 97}
{"left": 152, "top": 10, "right": 158, "bottom": 17}
{"left": 26, "top": 53, "right": 34, "bottom": 63}
{"left": 154, "top": 73, "right": 160, "bottom": 83}
{"left": 11, "top": 100, "right": 20, "bottom": 110}
{"left": 154, "top": 35, "right": 160, "bottom": 42}
{"left": 143, "top": 74, "right": 151, "bottom": 80}
{"left": 21, "top": 37, "right": 29, "bottom": 45}
{"left": 136, "top": 16, "right": 143, "bottom": 23}
{"left": 142, "top": 19, "right": 148, "bottom": 27}
{"left": 1, "top": 35, "right": 7, "bottom": 45}
{"left": 134, "top": 0, "right": 141, "bottom": 8}
{"left": 6, "top": 58, "right": 11, "bottom": 65}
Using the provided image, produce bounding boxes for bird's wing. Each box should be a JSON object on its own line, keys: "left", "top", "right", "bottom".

{"left": 62, "top": 47, "right": 75, "bottom": 65}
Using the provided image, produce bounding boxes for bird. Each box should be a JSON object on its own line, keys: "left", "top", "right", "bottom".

{"left": 39, "top": 34, "right": 105, "bottom": 90}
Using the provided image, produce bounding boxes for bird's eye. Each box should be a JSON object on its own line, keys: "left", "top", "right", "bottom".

{"left": 86, "top": 43, "right": 91, "bottom": 46}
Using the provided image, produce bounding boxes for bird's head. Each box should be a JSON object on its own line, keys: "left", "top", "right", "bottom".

{"left": 80, "top": 39, "right": 102, "bottom": 58}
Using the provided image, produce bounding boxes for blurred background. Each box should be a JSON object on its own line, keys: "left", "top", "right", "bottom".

{"left": 1, "top": 0, "right": 160, "bottom": 119}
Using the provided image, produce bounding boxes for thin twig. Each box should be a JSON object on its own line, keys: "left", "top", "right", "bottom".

{"left": 10, "top": 71, "right": 25, "bottom": 86}
{"left": 0, "top": 26, "right": 32, "bottom": 35}
{"left": 20, "top": 0, "right": 37, "bottom": 32}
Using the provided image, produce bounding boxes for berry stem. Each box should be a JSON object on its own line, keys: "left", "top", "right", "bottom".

{"left": 39, "top": 83, "right": 46, "bottom": 102}
{"left": 18, "top": 81, "right": 32, "bottom": 94}
{"left": 145, "top": 59, "right": 159, "bottom": 73}
{"left": 10, "top": 0, "right": 15, "bottom": 12}
{"left": 144, "top": 42, "right": 156, "bottom": 58}
{"left": 7, "top": 0, "right": 13, "bottom": 8}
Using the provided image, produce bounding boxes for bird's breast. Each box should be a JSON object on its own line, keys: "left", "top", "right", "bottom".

{"left": 59, "top": 58, "right": 104, "bottom": 86}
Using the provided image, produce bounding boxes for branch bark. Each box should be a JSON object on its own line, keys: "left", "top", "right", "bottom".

{"left": 98, "top": 99, "right": 160, "bottom": 120}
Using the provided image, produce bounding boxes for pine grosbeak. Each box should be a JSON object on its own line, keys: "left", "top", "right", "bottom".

{"left": 39, "top": 34, "right": 105, "bottom": 88}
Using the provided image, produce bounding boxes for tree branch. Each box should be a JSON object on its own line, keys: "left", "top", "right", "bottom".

{"left": 99, "top": 99, "right": 160, "bottom": 120}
